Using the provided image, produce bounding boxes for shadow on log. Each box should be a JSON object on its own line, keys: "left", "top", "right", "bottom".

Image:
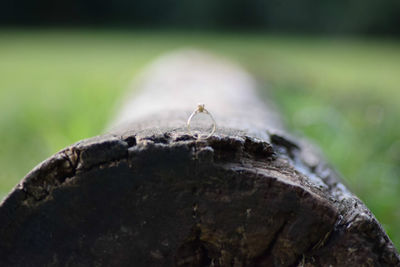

{"left": 0, "top": 50, "right": 399, "bottom": 266}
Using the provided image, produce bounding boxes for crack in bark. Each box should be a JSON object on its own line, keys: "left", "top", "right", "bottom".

{"left": 254, "top": 220, "right": 288, "bottom": 266}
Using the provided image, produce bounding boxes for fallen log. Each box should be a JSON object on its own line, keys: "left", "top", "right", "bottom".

{"left": 0, "top": 50, "right": 398, "bottom": 266}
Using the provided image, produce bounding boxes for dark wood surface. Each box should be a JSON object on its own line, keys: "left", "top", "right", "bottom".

{"left": 0, "top": 51, "right": 398, "bottom": 266}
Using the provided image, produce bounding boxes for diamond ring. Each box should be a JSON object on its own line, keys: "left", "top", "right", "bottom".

{"left": 187, "top": 104, "right": 216, "bottom": 140}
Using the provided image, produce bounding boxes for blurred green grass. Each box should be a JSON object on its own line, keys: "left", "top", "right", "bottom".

{"left": 0, "top": 30, "right": 399, "bottom": 248}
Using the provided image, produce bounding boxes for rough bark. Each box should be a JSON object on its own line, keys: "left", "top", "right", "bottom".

{"left": 0, "top": 50, "right": 398, "bottom": 266}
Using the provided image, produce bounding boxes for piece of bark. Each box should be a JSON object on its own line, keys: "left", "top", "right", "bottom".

{"left": 0, "top": 50, "right": 398, "bottom": 267}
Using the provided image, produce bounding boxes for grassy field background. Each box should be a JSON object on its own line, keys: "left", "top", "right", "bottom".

{"left": 1, "top": 30, "right": 399, "bottom": 248}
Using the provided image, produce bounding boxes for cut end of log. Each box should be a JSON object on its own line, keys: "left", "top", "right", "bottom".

{"left": 0, "top": 131, "right": 398, "bottom": 266}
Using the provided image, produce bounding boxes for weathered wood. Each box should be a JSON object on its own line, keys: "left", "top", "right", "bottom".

{"left": 0, "top": 50, "right": 399, "bottom": 266}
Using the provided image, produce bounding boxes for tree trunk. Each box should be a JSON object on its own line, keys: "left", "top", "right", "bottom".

{"left": 0, "top": 50, "right": 398, "bottom": 266}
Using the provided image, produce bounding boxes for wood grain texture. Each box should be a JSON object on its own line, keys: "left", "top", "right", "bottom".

{"left": 0, "top": 50, "right": 398, "bottom": 266}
